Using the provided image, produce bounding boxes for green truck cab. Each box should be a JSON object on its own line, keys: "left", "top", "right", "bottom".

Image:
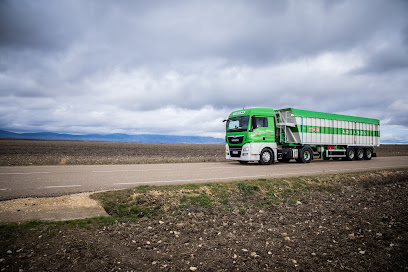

{"left": 225, "top": 108, "right": 380, "bottom": 165}
{"left": 226, "top": 108, "right": 278, "bottom": 165}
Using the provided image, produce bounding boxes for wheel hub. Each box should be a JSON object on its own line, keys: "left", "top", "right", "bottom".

{"left": 262, "top": 152, "right": 271, "bottom": 162}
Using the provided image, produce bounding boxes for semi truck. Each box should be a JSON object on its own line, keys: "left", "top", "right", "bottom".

{"left": 225, "top": 108, "right": 380, "bottom": 164}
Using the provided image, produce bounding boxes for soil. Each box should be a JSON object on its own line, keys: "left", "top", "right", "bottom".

{"left": 0, "top": 193, "right": 107, "bottom": 223}
{"left": 1, "top": 171, "right": 407, "bottom": 271}
{"left": 0, "top": 139, "right": 227, "bottom": 166}
{"left": 1, "top": 139, "right": 407, "bottom": 166}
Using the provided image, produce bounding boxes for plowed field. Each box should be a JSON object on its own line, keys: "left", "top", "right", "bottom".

{"left": 0, "top": 139, "right": 407, "bottom": 166}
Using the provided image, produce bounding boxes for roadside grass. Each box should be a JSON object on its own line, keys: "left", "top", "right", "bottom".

{"left": 1, "top": 169, "right": 407, "bottom": 233}
{"left": 90, "top": 169, "right": 408, "bottom": 220}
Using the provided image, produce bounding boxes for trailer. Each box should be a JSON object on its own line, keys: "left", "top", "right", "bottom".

{"left": 225, "top": 108, "right": 380, "bottom": 164}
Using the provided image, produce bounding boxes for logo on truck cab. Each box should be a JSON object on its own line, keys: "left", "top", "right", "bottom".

{"left": 232, "top": 111, "right": 246, "bottom": 115}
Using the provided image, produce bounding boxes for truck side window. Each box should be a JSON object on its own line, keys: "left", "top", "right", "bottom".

{"left": 253, "top": 117, "right": 268, "bottom": 129}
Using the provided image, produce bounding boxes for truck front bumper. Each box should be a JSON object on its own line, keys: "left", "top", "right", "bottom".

{"left": 226, "top": 144, "right": 259, "bottom": 162}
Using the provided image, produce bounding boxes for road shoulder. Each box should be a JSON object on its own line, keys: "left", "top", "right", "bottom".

{"left": 0, "top": 193, "right": 108, "bottom": 223}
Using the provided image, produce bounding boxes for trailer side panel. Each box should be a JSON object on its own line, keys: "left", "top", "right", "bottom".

{"left": 276, "top": 108, "right": 380, "bottom": 147}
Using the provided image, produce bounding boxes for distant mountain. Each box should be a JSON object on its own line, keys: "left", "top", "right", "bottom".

{"left": 0, "top": 130, "right": 225, "bottom": 144}
{"left": 381, "top": 139, "right": 408, "bottom": 144}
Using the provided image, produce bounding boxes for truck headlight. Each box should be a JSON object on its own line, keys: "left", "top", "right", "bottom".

{"left": 243, "top": 147, "right": 249, "bottom": 152}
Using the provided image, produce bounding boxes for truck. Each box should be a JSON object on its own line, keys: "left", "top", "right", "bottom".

{"left": 225, "top": 108, "right": 380, "bottom": 164}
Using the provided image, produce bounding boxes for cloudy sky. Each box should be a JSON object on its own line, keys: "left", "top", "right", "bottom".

{"left": 1, "top": 0, "right": 408, "bottom": 142}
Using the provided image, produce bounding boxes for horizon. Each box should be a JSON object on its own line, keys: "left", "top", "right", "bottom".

{"left": 1, "top": 129, "right": 407, "bottom": 145}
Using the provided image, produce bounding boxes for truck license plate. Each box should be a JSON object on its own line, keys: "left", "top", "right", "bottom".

{"left": 232, "top": 151, "right": 238, "bottom": 154}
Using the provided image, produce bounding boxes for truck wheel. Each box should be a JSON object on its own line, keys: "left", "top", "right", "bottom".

{"left": 259, "top": 148, "right": 274, "bottom": 165}
{"left": 356, "top": 148, "right": 364, "bottom": 160}
{"left": 296, "top": 147, "right": 313, "bottom": 163}
{"left": 364, "top": 148, "right": 372, "bottom": 160}
{"left": 346, "top": 148, "right": 355, "bottom": 161}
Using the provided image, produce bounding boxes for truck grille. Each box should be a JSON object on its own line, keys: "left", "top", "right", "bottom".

{"left": 228, "top": 135, "right": 244, "bottom": 144}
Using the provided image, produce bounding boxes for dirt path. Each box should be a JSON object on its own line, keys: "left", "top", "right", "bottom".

{"left": 0, "top": 193, "right": 107, "bottom": 223}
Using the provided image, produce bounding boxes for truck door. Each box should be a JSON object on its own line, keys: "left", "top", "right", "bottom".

{"left": 251, "top": 116, "right": 275, "bottom": 142}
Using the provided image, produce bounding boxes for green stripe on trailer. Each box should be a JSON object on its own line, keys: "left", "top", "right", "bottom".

{"left": 292, "top": 125, "right": 380, "bottom": 137}
{"left": 277, "top": 108, "right": 380, "bottom": 125}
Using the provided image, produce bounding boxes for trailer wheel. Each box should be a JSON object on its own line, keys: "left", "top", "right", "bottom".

{"left": 259, "top": 148, "right": 274, "bottom": 165}
{"left": 346, "top": 148, "right": 355, "bottom": 161}
{"left": 364, "top": 148, "right": 372, "bottom": 160}
{"left": 296, "top": 147, "right": 313, "bottom": 163}
{"left": 356, "top": 148, "right": 364, "bottom": 160}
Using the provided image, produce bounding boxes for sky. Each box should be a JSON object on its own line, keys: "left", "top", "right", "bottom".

{"left": 0, "top": 0, "right": 408, "bottom": 142}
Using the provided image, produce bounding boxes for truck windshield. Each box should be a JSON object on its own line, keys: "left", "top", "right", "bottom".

{"left": 227, "top": 116, "right": 249, "bottom": 132}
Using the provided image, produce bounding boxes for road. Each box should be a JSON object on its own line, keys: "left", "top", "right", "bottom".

{"left": 1, "top": 156, "right": 408, "bottom": 200}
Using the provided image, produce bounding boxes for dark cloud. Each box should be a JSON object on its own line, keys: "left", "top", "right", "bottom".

{"left": 0, "top": 1, "right": 84, "bottom": 50}
{"left": 353, "top": 51, "right": 408, "bottom": 74}
{"left": 352, "top": 24, "right": 408, "bottom": 74}
{"left": 0, "top": 0, "right": 407, "bottom": 142}
{"left": 2, "top": 0, "right": 407, "bottom": 65}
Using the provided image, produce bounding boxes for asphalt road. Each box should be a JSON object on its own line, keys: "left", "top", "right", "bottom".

{"left": 1, "top": 156, "right": 408, "bottom": 200}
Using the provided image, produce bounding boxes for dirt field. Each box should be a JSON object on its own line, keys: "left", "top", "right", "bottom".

{"left": 1, "top": 170, "right": 407, "bottom": 271}
{"left": 0, "top": 139, "right": 226, "bottom": 166}
{"left": 0, "top": 139, "right": 407, "bottom": 166}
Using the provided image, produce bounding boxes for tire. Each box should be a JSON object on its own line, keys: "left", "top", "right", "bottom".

{"left": 259, "top": 148, "right": 274, "bottom": 165}
{"left": 364, "top": 148, "right": 373, "bottom": 160}
{"left": 332, "top": 157, "right": 340, "bottom": 161}
{"left": 356, "top": 148, "right": 364, "bottom": 160}
{"left": 346, "top": 147, "right": 355, "bottom": 161}
{"left": 296, "top": 147, "right": 313, "bottom": 163}
{"left": 239, "top": 161, "right": 249, "bottom": 164}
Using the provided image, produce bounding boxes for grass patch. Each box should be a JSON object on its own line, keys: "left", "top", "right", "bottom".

{"left": 237, "top": 183, "right": 259, "bottom": 194}
{"left": 182, "top": 193, "right": 214, "bottom": 208}
{"left": 91, "top": 169, "right": 408, "bottom": 221}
